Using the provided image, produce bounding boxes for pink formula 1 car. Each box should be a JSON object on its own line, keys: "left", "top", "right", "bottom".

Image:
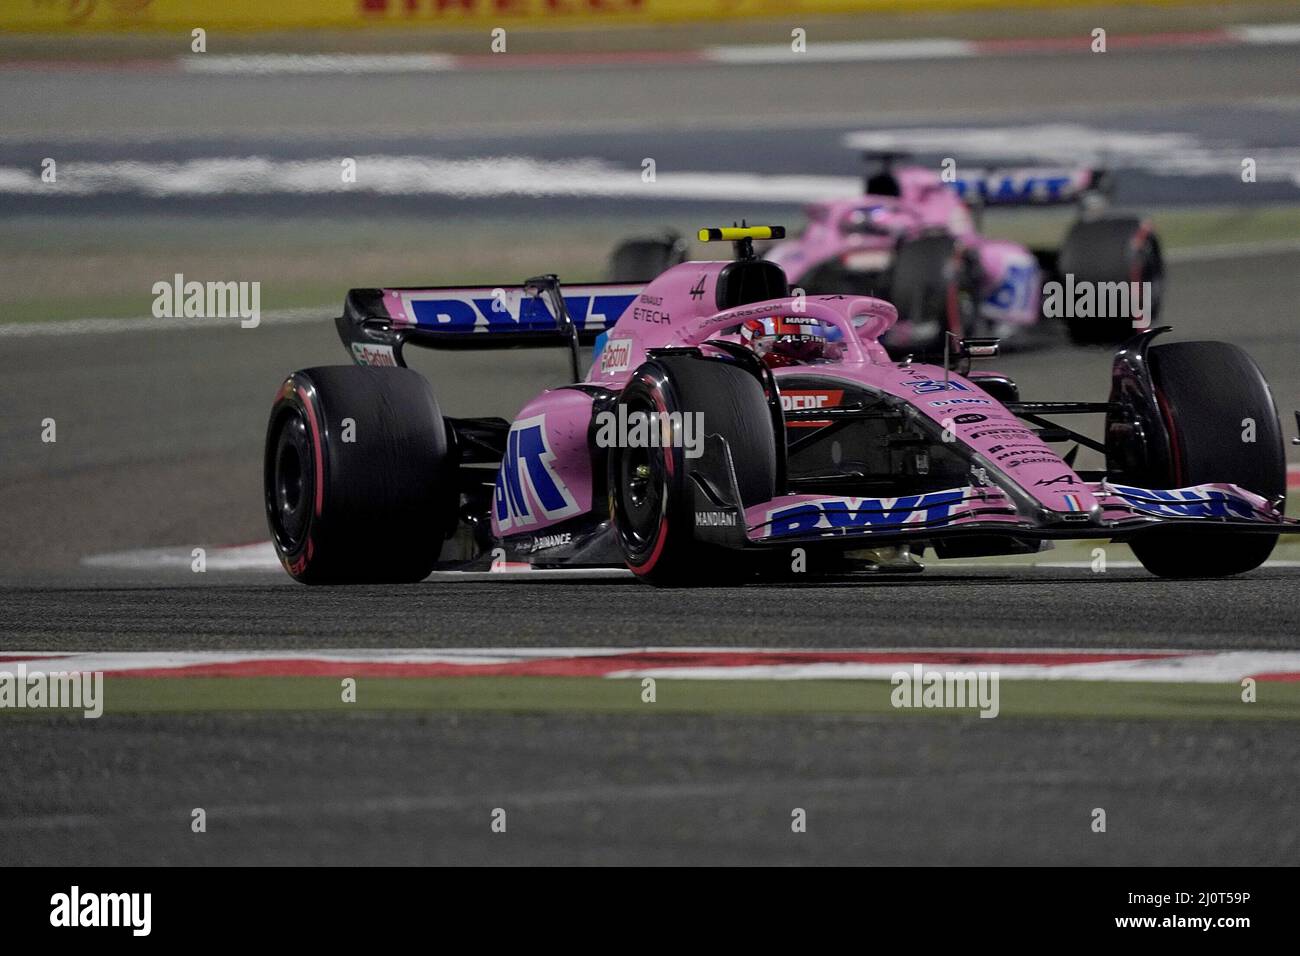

{"left": 265, "top": 226, "right": 1294, "bottom": 586}
{"left": 609, "top": 153, "right": 1164, "bottom": 351}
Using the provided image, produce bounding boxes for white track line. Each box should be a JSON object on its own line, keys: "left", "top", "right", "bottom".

{"left": 426, "top": 568, "right": 633, "bottom": 581}
{"left": 704, "top": 38, "right": 974, "bottom": 65}
{"left": 611, "top": 656, "right": 1300, "bottom": 682}
{"left": 0, "top": 306, "right": 328, "bottom": 338}
{"left": 0, "top": 156, "right": 860, "bottom": 200}
{"left": 1036, "top": 560, "right": 1300, "bottom": 569}
{"left": 1230, "top": 23, "right": 1300, "bottom": 44}
{"left": 9, "top": 128, "right": 1299, "bottom": 201}
{"left": 1165, "top": 238, "right": 1300, "bottom": 263}
{"left": 842, "top": 124, "right": 1300, "bottom": 187}
{"left": 182, "top": 53, "right": 457, "bottom": 75}
{"left": 82, "top": 542, "right": 282, "bottom": 572}
{"left": 0, "top": 647, "right": 637, "bottom": 670}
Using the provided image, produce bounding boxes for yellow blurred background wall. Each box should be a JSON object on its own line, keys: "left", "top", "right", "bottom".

{"left": 0, "top": 0, "right": 1222, "bottom": 33}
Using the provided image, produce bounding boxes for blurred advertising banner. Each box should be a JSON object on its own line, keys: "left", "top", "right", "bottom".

{"left": 2, "top": 0, "right": 1097, "bottom": 32}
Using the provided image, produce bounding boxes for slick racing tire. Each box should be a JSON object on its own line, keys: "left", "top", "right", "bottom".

{"left": 1128, "top": 341, "right": 1284, "bottom": 578}
{"left": 1059, "top": 217, "right": 1163, "bottom": 345}
{"left": 607, "top": 232, "right": 688, "bottom": 282}
{"left": 888, "top": 235, "right": 979, "bottom": 354}
{"left": 608, "top": 355, "right": 776, "bottom": 586}
{"left": 264, "top": 365, "right": 456, "bottom": 584}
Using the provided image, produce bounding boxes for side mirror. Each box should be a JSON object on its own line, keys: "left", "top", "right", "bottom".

{"left": 960, "top": 337, "right": 1000, "bottom": 360}
{"left": 943, "top": 333, "right": 1000, "bottom": 374}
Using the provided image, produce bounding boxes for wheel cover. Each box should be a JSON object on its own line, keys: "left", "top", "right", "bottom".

{"left": 612, "top": 400, "right": 667, "bottom": 554}
{"left": 268, "top": 408, "right": 315, "bottom": 553}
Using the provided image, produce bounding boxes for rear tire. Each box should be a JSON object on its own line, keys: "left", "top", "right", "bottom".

{"left": 1127, "top": 341, "right": 1283, "bottom": 578}
{"left": 1060, "top": 217, "right": 1163, "bottom": 344}
{"left": 608, "top": 356, "right": 776, "bottom": 586}
{"left": 608, "top": 232, "right": 688, "bottom": 282}
{"left": 264, "top": 365, "right": 456, "bottom": 584}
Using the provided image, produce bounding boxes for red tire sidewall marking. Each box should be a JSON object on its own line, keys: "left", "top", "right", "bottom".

{"left": 626, "top": 374, "right": 679, "bottom": 576}
{"left": 1153, "top": 382, "right": 1184, "bottom": 486}
{"left": 281, "top": 379, "right": 325, "bottom": 575}
{"left": 1130, "top": 222, "right": 1153, "bottom": 325}
{"left": 295, "top": 384, "right": 326, "bottom": 518}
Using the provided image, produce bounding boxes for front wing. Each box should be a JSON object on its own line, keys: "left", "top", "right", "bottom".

{"left": 739, "top": 482, "right": 1297, "bottom": 546}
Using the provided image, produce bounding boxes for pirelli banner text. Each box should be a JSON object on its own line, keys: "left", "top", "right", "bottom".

{"left": 3, "top": 0, "right": 1113, "bottom": 33}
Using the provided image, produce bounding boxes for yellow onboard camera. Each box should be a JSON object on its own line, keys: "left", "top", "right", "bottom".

{"left": 698, "top": 225, "right": 786, "bottom": 260}
{"left": 697, "top": 225, "right": 786, "bottom": 242}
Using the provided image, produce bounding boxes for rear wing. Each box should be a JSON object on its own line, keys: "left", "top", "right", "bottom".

{"left": 949, "top": 166, "right": 1112, "bottom": 208}
{"left": 858, "top": 151, "right": 1112, "bottom": 227}
{"left": 336, "top": 276, "right": 643, "bottom": 379}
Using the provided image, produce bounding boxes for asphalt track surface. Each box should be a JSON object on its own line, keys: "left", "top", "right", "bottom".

{"left": 2, "top": 45, "right": 1299, "bottom": 865}
{"left": 7, "top": 712, "right": 1296, "bottom": 866}
{"left": 1, "top": 568, "right": 1298, "bottom": 649}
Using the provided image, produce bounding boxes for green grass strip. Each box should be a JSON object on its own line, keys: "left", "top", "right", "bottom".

{"left": 2, "top": 676, "right": 1294, "bottom": 721}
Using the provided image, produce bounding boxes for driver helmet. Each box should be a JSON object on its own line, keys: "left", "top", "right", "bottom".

{"left": 740, "top": 315, "right": 828, "bottom": 368}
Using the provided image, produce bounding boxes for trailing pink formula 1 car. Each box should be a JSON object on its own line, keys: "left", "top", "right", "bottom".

{"left": 610, "top": 153, "right": 1164, "bottom": 350}
{"left": 265, "top": 226, "right": 1295, "bottom": 586}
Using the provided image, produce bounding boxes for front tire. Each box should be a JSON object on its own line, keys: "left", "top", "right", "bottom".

{"left": 1060, "top": 217, "right": 1163, "bottom": 344}
{"left": 608, "top": 356, "right": 776, "bottom": 586}
{"left": 887, "top": 235, "right": 979, "bottom": 353}
{"left": 264, "top": 365, "right": 456, "bottom": 584}
{"left": 1127, "top": 341, "right": 1283, "bottom": 578}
